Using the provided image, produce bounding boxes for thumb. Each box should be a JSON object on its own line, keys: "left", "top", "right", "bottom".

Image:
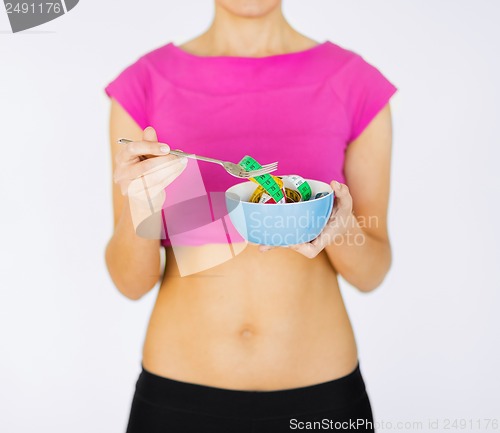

{"left": 330, "top": 180, "right": 347, "bottom": 197}
{"left": 143, "top": 126, "right": 158, "bottom": 143}
{"left": 329, "top": 180, "right": 339, "bottom": 192}
{"left": 329, "top": 179, "right": 352, "bottom": 210}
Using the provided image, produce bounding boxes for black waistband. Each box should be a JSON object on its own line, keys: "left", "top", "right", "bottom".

{"left": 134, "top": 361, "right": 367, "bottom": 419}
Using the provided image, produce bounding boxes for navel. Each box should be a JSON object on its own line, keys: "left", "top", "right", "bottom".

{"left": 239, "top": 325, "right": 255, "bottom": 339}
{"left": 241, "top": 329, "right": 253, "bottom": 338}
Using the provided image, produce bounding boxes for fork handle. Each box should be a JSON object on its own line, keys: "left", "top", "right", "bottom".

{"left": 117, "top": 138, "right": 223, "bottom": 166}
{"left": 169, "top": 149, "right": 223, "bottom": 165}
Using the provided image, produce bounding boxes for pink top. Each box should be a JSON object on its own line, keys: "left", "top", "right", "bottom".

{"left": 104, "top": 41, "right": 397, "bottom": 248}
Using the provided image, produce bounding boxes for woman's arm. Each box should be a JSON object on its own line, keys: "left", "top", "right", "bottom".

{"left": 261, "top": 103, "right": 394, "bottom": 291}
{"left": 324, "top": 103, "right": 394, "bottom": 292}
{"left": 104, "top": 99, "right": 162, "bottom": 300}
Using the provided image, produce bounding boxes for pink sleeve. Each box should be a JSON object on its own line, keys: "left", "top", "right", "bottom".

{"left": 337, "top": 55, "right": 398, "bottom": 143}
{"left": 104, "top": 57, "right": 150, "bottom": 130}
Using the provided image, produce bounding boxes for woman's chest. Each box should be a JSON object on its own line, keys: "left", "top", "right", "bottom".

{"left": 148, "top": 80, "right": 351, "bottom": 186}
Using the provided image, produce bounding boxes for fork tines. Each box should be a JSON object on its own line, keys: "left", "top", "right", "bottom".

{"left": 242, "top": 162, "right": 278, "bottom": 177}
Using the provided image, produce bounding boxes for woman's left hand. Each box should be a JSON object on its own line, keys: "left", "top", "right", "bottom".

{"left": 259, "top": 180, "right": 354, "bottom": 258}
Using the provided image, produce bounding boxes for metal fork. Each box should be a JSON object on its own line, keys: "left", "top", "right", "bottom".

{"left": 118, "top": 138, "right": 278, "bottom": 179}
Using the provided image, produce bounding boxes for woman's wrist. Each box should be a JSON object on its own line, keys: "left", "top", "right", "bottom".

{"left": 324, "top": 211, "right": 362, "bottom": 247}
{"left": 115, "top": 196, "right": 163, "bottom": 245}
{"left": 122, "top": 192, "right": 166, "bottom": 242}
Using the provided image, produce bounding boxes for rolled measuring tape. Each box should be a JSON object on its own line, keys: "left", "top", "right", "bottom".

{"left": 249, "top": 175, "right": 285, "bottom": 203}
{"left": 238, "top": 156, "right": 320, "bottom": 204}
{"left": 280, "top": 175, "right": 312, "bottom": 201}
{"left": 258, "top": 185, "right": 302, "bottom": 204}
{"left": 238, "top": 156, "right": 286, "bottom": 204}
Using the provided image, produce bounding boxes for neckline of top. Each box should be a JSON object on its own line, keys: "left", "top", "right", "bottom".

{"left": 167, "top": 40, "right": 331, "bottom": 62}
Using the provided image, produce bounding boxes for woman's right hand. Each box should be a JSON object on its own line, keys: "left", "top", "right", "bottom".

{"left": 113, "top": 126, "right": 187, "bottom": 207}
{"left": 113, "top": 126, "right": 188, "bottom": 236}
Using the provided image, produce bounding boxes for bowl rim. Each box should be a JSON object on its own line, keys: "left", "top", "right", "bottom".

{"left": 225, "top": 178, "right": 334, "bottom": 206}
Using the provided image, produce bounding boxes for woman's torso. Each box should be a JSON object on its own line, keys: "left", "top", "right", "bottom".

{"left": 142, "top": 244, "right": 358, "bottom": 390}
{"left": 132, "top": 39, "right": 364, "bottom": 390}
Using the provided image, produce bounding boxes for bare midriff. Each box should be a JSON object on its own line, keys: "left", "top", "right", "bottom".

{"left": 141, "top": 243, "right": 358, "bottom": 391}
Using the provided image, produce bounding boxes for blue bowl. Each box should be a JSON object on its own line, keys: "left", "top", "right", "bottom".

{"left": 225, "top": 179, "right": 334, "bottom": 246}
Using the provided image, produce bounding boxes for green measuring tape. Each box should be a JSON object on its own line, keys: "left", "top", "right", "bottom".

{"left": 238, "top": 155, "right": 286, "bottom": 203}
{"left": 283, "top": 174, "right": 312, "bottom": 201}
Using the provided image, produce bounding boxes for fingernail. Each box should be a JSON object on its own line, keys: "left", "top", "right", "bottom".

{"left": 160, "top": 145, "right": 170, "bottom": 153}
{"left": 334, "top": 181, "right": 341, "bottom": 190}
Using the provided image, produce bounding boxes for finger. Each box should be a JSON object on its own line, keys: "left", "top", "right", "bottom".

{"left": 127, "top": 164, "right": 186, "bottom": 198}
{"left": 140, "top": 127, "right": 160, "bottom": 160}
{"left": 119, "top": 140, "right": 172, "bottom": 162}
{"left": 141, "top": 161, "right": 187, "bottom": 189}
{"left": 330, "top": 180, "right": 353, "bottom": 211}
{"left": 290, "top": 242, "right": 321, "bottom": 259}
{"left": 113, "top": 155, "right": 185, "bottom": 184}
{"left": 310, "top": 232, "right": 330, "bottom": 251}
{"left": 127, "top": 159, "right": 187, "bottom": 191}
{"left": 143, "top": 126, "right": 158, "bottom": 143}
{"left": 131, "top": 155, "right": 187, "bottom": 180}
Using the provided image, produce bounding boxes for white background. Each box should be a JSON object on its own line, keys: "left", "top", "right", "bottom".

{"left": 1, "top": 1, "right": 499, "bottom": 432}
